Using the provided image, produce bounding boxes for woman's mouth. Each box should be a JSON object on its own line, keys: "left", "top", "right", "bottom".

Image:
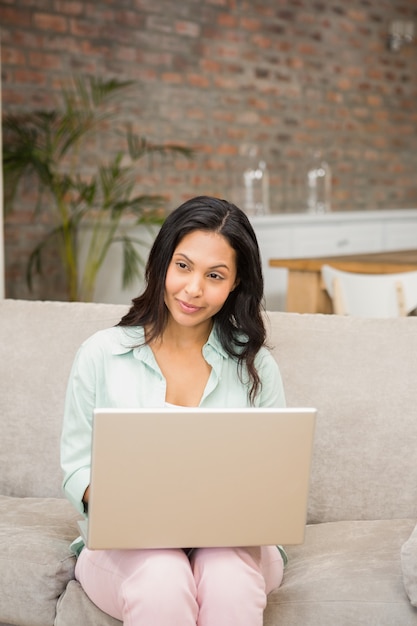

{"left": 178, "top": 299, "right": 202, "bottom": 314}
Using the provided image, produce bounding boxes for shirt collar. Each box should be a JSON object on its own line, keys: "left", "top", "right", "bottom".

{"left": 204, "top": 323, "right": 228, "bottom": 359}
{"left": 110, "top": 324, "right": 228, "bottom": 360}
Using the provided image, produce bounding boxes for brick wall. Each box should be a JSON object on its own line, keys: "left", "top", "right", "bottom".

{"left": 1, "top": 0, "right": 417, "bottom": 299}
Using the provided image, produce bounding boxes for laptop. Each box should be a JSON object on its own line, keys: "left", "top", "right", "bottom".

{"left": 79, "top": 407, "right": 316, "bottom": 550}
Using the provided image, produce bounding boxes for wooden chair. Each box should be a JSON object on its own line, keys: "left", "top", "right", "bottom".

{"left": 321, "top": 264, "right": 417, "bottom": 317}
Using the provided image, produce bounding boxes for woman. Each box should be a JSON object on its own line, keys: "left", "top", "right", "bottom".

{"left": 61, "top": 195, "right": 286, "bottom": 626}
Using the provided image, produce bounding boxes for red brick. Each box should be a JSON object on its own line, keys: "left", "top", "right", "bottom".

{"left": 28, "top": 51, "right": 62, "bottom": 70}
{"left": 1, "top": 46, "right": 26, "bottom": 65}
{"left": 13, "top": 69, "right": 47, "bottom": 85}
{"left": 217, "top": 13, "right": 238, "bottom": 28}
{"left": 346, "top": 9, "right": 368, "bottom": 22}
{"left": 33, "top": 12, "right": 68, "bottom": 33}
{"left": 187, "top": 73, "right": 210, "bottom": 88}
{"left": 115, "top": 46, "right": 137, "bottom": 62}
{"left": 129, "top": 66, "right": 158, "bottom": 81}
{"left": 175, "top": 20, "right": 200, "bottom": 37}
{"left": 252, "top": 34, "right": 273, "bottom": 49}
{"left": 236, "top": 110, "right": 260, "bottom": 125}
{"left": 146, "top": 15, "right": 173, "bottom": 33}
{"left": 161, "top": 72, "right": 183, "bottom": 84}
{"left": 212, "top": 110, "right": 234, "bottom": 122}
{"left": 69, "top": 17, "right": 101, "bottom": 37}
{"left": 0, "top": 6, "right": 31, "bottom": 26}
{"left": 217, "top": 143, "right": 238, "bottom": 156}
{"left": 200, "top": 58, "right": 221, "bottom": 73}
{"left": 213, "top": 75, "right": 239, "bottom": 89}
{"left": 239, "top": 17, "right": 261, "bottom": 31}
{"left": 366, "top": 94, "right": 382, "bottom": 107}
{"left": 53, "top": 1, "right": 84, "bottom": 16}
{"left": 246, "top": 96, "right": 268, "bottom": 111}
{"left": 326, "top": 91, "right": 343, "bottom": 104}
{"left": 1, "top": 87, "right": 27, "bottom": 105}
{"left": 337, "top": 78, "right": 352, "bottom": 90}
{"left": 140, "top": 51, "right": 174, "bottom": 66}
{"left": 185, "top": 108, "right": 206, "bottom": 120}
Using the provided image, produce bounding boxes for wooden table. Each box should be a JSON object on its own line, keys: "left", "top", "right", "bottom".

{"left": 269, "top": 249, "right": 417, "bottom": 314}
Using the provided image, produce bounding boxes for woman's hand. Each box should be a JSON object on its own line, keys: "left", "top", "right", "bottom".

{"left": 82, "top": 485, "right": 90, "bottom": 512}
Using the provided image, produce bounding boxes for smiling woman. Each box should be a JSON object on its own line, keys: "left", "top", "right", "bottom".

{"left": 61, "top": 195, "right": 286, "bottom": 626}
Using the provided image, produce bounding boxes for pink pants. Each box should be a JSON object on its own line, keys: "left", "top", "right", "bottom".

{"left": 75, "top": 545, "right": 284, "bottom": 626}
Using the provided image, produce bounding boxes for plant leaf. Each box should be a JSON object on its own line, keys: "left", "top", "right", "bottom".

{"left": 120, "top": 236, "right": 147, "bottom": 288}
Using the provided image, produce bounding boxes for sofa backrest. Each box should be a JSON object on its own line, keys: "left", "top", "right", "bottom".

{"left": 1, "top": 299, "right": 417, "bottom": 523}
{"left": 266, "top": 312, "right": 417, "bottom": 523}
{"left": 0, "top": 299, "right": 129, "bottom": 500}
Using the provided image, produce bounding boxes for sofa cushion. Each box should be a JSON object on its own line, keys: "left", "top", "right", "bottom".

{"left": 264, "top": 518, "right": 417, "bottom": 626}
{"left": 55, "top": 580, "right": 121, "bottom": 626}
{"left": 52, "top": 519, "right": 417, "bottom": 626}
{"left": 0, "top": 496, "right": 81, "bottom": 626}
{"left": 401, "top": 522, "right": 417, "bottom": 607}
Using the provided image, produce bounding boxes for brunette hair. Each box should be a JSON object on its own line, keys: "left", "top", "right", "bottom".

{"left": 118, "top": 195, "right": 266, "bottom": 402}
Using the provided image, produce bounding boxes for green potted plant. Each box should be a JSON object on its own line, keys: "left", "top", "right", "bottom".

{"left": 3, "top": 75, "right": 192, "bottom": 301}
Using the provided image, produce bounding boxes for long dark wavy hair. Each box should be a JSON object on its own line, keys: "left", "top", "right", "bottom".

{"left": 118, "top": 195, "right": 266, "bottom": 402}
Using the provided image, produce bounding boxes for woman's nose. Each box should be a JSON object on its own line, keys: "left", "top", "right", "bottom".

{"left": 185, "top": 274, "right": 203, "bottom": 296}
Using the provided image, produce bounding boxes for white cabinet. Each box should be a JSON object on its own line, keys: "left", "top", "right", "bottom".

{"left": 250, "top": 209, "right": 417, "bottom": 311}
{"left": 292, "top": 222, "right": 383, "bottom": 256}
{"left": 254, "top": 226, "right": 292, "bottom": 312}
{"left": 382, "top": 218, "right": 417, "bottom": 251}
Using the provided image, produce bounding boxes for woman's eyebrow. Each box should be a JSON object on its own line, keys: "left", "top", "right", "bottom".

{"left": 173, "top": 252, "right": 230, "bottom": 271}
{"left": 208, "top": 263, "right": 230, "bottom": 271}
{"left": 173, "top": 252, "right": 193, "bottom": 263}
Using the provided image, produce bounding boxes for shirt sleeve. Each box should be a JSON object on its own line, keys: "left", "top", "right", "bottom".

{"left": 60, "top": 340, "right": 98, "bottom": 515}
{"left": 254, "top": 348, "right": 286, "bottom": 408}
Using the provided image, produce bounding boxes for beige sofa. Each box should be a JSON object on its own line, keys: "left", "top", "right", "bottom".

{"left": 1, "top": 298, "right": 417, "bottom": 626}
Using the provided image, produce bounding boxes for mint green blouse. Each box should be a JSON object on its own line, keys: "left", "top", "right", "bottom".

{"left": 61, "top": 323, "right": 286, "bottom": 559}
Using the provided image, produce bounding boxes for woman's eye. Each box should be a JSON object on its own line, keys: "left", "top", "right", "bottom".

{"left": 176, "top": 261, "right": 188, "bottom": 270}
{"left": 208, "top": 272, "right": 223, "bottom": 280}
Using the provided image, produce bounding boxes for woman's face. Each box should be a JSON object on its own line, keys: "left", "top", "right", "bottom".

{"left": 164, "top": 229, "right": 238, "bottom": 330}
